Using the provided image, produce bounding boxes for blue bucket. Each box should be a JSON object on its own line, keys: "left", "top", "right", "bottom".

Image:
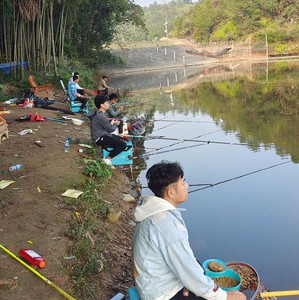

{"left": 203, "top": 259, "right": 227, "bottom": 277}
{"left": 209, "top": 269, "right": 241, "bottom": 291}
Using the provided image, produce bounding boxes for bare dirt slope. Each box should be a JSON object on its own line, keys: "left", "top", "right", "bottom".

{"left": 0, "top": 93, "right": 134, "bottom": 299}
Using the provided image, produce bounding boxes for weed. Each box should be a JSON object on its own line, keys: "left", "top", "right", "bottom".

{"left": 83, "top": 159, "right": 111, "bottom": 180}
{"left": 66, "top": 177, "right": 113, "bottom": 299}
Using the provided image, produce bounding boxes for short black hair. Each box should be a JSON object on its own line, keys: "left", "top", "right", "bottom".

{"left": 146, "top": 161, "right": 184, "bottom": 198}
{"left": 74, "top": 72, "right": 80, "bottom": 76}
{"left": 109, "top": 93, "right": 118, "bottom": 101}
{"left": 73, "top": 75, "right": 79, "bottom": 81}
{"left": 95, "top": 94, "right": 109, "bottom": 108}
{"left": 102, "top": 75, "right": 108, "bottom": 79}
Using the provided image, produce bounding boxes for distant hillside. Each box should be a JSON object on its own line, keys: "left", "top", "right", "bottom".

{"left": 176, "top": 0, "right": 299, "bottom": 44}
{"left": 115, "top": 1, "right": 194, "bottom": 42}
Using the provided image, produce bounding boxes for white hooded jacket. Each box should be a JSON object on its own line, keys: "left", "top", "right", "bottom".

{"left": 133, "top": 195, "right": 227, "bottom": 300}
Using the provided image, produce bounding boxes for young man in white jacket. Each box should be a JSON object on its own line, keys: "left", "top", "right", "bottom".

{"left": 133, "top": 161, "right": 246, "bottom": 300}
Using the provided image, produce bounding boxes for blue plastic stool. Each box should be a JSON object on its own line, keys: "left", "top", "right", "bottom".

{"left": 128, "top": 287, "right": 140, "bottom": 300}
{"left": 70, "top": 100, "right": 89, "bottom": 113}
{"left": 102, "top": 141, "right": 133, "bottom": 166}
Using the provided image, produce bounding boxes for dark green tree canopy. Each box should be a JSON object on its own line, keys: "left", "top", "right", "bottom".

{"left": 0, "top": 0, "right": 144, "bottom": 75}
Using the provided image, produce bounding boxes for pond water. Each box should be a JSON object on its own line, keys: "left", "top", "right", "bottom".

{"left": 111, "top": 61, "right": 299, "bottom": 293}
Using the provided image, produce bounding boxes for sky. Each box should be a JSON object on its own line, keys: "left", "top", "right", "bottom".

{"left": 134, "top": 0, "right": 196, "bottom": 7}
{"left": 133, "top": 0, "right": 163, "bottom": 6}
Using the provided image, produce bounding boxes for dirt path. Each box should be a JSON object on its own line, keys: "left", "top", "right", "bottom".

{"left": 0, "top": 93, "right": 135, "bottom": 299}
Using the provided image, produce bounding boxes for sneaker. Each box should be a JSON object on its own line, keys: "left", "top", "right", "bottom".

{"left": 102, "top": 158, "right": 115, "bottom": 169}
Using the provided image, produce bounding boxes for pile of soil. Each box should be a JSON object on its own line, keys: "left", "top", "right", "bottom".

{"left": 0, "top": 91, "right": 135, "bottom": 299}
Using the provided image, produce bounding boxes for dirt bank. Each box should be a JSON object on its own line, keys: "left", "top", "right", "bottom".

{"left": 0, "top": 92, "right": 135, "bottom": 299}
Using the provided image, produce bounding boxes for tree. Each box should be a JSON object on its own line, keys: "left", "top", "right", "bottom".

{"left": 0, "top": 0, "right": 144, "bottom": 77}
{"left": 67, "top": 0, "right": 144, "bottom": 57}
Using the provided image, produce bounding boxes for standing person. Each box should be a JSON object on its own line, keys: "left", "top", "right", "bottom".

{"left": 91, "top": 95, "right": 127, "bottom": 166}
{"left": 133, "top": 161, "right": 247, "bottom": 300}
{"left": 68, "top": 75, "right": 89, "bottom": 113}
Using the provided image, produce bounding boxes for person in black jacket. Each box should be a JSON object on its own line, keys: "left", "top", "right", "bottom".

{"left": 91, "top": 95, "right": 127, "bottom": 166}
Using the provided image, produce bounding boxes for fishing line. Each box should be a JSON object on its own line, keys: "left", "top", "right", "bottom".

{"left": 141, "top": 142, "right": 207, "bottom": 158}
{"left": 145, "top": 129, "right": 221, "bottom": 155}
{"left": 154, "top": 119, "right": 215, "bottom": 124}
{"left": 188, "top": 160, "right": 292, "bottom": 194}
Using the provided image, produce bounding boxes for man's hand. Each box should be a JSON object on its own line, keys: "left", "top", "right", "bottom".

{"left": 111, "top": 119, "right": 120, "bottom": 126}
{"left": 227, "top": 290, "right": 246, "bottom": 300}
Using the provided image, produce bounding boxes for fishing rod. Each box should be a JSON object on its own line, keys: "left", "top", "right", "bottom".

{"left": 0, "top": 244, "right": 76, "bottom": 300}
{"left": 154, "top": 119, "right": 215, "bottom": 124}
{"left": 145, "top": 129, "right": 221, "bottom": 155}
{"left": 188, "top": 160, "right": 292, "bottom": 194}
{"left": 141, "top": 183, "right": 212, "bottom": 189}
{"left": 141, "top": 102, "right": 179, "bottom": 110}
{"left": 260, "top": 290, "right": 299, "bottom": 298}
{"left": 141, "top": 142, "right": 207, "bottom": 158}
{"left": 153, "top": 118, "right": 191, "bottom": 132}
{"left": 122, "top": 134, "right": 247, "bottom": 146}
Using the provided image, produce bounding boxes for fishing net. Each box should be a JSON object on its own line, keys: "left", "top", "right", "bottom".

{"left": 227, "top": 262, "right": 276, "bottom": 300}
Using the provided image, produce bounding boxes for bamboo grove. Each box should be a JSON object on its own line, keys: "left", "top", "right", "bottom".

{"left": 0, "top": 0, "right": 144, "bottom": 78}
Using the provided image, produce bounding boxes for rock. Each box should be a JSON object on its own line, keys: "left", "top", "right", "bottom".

{"left": 128, "top": 220, "right": 136, "bottom": 227}
{"left": 106, "top": 209, "right": 122, "bottom": 224}
{"left": 122, "top": 194, "right": 135, "bottom": 203}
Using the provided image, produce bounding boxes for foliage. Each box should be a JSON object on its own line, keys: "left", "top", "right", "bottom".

{"left": 116, "top": 1, "right": 194, "bottom": 41}
{"left": 211, "top": 20, "right": 238, "bottom": 41}
{"left": 174, "top": 0, "right": 299, "bottom": 46}
{"left": 0, "top": 0, "right": 144, "bottom": 78}
{"left": 66, "top": 177, "right": 114, "bottom": 299}
{"left": 83, "top": 160, "right": 112, "bottom": 180}
{"left": 179, "top": 62, "right": 299, "bottom": 162}
{"left": 69, "top": 0, "right": 145, "bottom": 57}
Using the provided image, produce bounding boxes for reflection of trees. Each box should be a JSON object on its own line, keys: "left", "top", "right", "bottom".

{"left": 180, "top": 63, "right": 299, "bottom": 163}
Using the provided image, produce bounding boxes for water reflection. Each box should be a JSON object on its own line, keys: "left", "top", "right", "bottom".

{"left": 119, "top": 61, "right": 299, "bottom": 293}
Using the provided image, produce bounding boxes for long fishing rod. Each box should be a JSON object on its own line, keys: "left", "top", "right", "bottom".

{"left": 0, "top": 244, "right": 76, "bottom": 300}
{"left": 142, "top": 102, "right": 179, "bottom": 110}
{"left": 188, "top": 160, "right": 292, "bottom": 194}
{"left": 145, "top": 129, "right": 221, "bottom": 155}
{"left": 141, "top": 142, "right": 207, "bottom": 158}
{"left": 154, "top": 119, "right": 215, "bottom": 124}
{"left": 123, "top": 134, "right": 247, "bottom": 146}
{"left": 153, "top": 118, "right": 192, "bottom": 132}
{"left": 141, "top": 183, "right": 212, "bottom": 189}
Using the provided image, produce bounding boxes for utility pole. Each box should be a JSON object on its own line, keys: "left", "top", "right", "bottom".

{"left": 265, "top": 33, "right": 269, "bottom": 60}
{"left": 164, "top": 21, "right": 168, "bottom": 36}
{"left": 265, "top": 33, "right": 269, "bottom": 82}
{"left": 163, "top": 0, "right": 168, "bottom": 37}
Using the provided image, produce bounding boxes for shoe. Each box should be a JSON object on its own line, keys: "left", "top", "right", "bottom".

{"left": 102, "top": 158, "right": 115, "bottom": 169}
